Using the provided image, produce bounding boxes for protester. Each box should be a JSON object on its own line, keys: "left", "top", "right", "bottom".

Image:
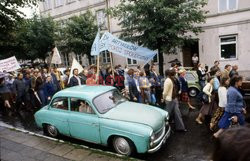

{"left": 139, "top": 71, "right": 151, "bottom": 104}
{"left": 210, "top": 77, "right": 230, "bottom": 131}
{"left": 149, "top": 64, "right": 161, "bottom": 105}
{"left": 178, "top": 69, "right": 196, "bottom": 110}
{"left": 213, "top": 75, "right": 247, "bottom": 138}
{"left": 13, "top": 73, "right": 27, "bottom": 111}
{"left": 229, "top": 65, "right": 239, "bottom": 78}
{"left": 86, "top": 71, "right": 97, "bottom": 85}
{"left": 126, "top": 69, "right": 140, "bottom": 102}
{"left": 197, "top": 63, "right": 207, "bottom": 89}
{"left": 35, "top": 72, "right": 46, "bottom": 106}
{"left": 210, "top": 60, "right": 221, "bottom": 72}
{"left": 43, "top": 75, "right": 55, "bottom": 104}
{"left": 195, "top": 77, "right": 214, "bottom": 124}
{"left": 162, "top": 69, "right": 187, "bottom": 132}
{"left": 221, "top": 64, "right": 231, "bottom": 78}
{"left": 68, "top": 68, "right": 83, "bottom": 87}
{"left": 50, "top": 68, "right": 61, "bottom": 92}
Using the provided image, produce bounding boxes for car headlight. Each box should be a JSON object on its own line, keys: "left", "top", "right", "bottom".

{"left": 165, "top": 113, "right": 169, "bottom": 121}
{"left": 150, "top": 130, "right": 155, "bottom": 141}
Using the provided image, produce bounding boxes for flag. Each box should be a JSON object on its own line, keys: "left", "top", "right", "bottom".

{"left": 51, "top": 47, "right": 62, "bottom": 64}
{"left": 91, "top": 30, "right": 100, "bottom": 56}
{"left": 68, "top": 58, "right": 84, "bottom": 84}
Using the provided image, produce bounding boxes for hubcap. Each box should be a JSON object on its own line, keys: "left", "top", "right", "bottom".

{"left": 114, "top": 137, "right": 131, "bottom": 155}
{"left": 47, "top": 125, "right": 57, "bottom": 137}
{"left": 189, "top": 89, "right": 197, "bottom": 97}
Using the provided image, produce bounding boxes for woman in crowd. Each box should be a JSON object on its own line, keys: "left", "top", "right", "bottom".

{"left": 197, "top": 63, "right": 207, "bottom": 89}
{"left": 210, "top": 76, "right": 230, "bottom": 131}
{"left": 86, "top": 71, "right": 97, "bottom": 85}
{"left": 178, "top": 69, "right": 196, "bottom": 110}
{"left": 213, "top": 75, "right": 247, "bottom": 138}
{"left": 43, "top": 75, "right": 55, "bottom": 104}
{"left": 195, "top": 76, "right": 214, "bottom": 124}
{"left": 139, "top": 71, "right": 151, "bottom": 104}
{"left": 35, "top": 72, "right": 45, "bottom": 107}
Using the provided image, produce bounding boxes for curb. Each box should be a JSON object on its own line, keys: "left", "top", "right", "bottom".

{"left": 0, "top": 122, "right": 142, "bottom": 161}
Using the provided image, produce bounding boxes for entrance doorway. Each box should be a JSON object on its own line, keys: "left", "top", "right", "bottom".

{"left": 182, "top": 40, "right": 199, "bottom": 67}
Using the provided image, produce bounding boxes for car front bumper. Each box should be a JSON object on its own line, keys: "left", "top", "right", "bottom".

{"left": 148, "top": 125, "right": 171, "bottom": 153}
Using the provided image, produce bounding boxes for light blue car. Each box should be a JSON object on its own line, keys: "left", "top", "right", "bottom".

{"left": 35, "top": 85, "right": 171, "bottom": 156}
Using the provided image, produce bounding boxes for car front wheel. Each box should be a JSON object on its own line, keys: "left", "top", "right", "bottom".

{"left": 45, "top": 124, "right": 58, "bottom": 138}
{"left": 113, "top": 136, "right": 134, "bottom": 156}
{"left": 189, "top": 87, "right": 199, "bottom": 97}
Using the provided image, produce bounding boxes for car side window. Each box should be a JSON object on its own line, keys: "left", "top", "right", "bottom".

{"left": 70, "top": 98, "right": 94, "bottom": 114}
{"left": 51, "top": 97, "right": 68, "bottom": 110}
{"left": 185, "top": 73, "right": 195, "bottom": 81}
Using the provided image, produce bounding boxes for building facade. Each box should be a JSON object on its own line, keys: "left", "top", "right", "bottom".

{"left": 39, "top": 0, "right": 250, "bottom": 76}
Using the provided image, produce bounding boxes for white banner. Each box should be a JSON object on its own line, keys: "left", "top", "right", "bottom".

{"left": 100, "top": 32, "right": 157, "bottom": 63}
{"left": 0, "top": 56, "right": 21, "bottom": 72}
{"left": 91, "top": 30, "right": 100, "bottom": 56}
{"left": 51, "top": 47, "right": 62, "bottom": 64}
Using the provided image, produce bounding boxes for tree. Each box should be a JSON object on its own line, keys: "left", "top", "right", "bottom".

{"left": 16, "top": 15, "right": 58, "bottom": 60}
{"left": 110, "top": 0, "right": 207, "bottom": 75}
{"left": 60, "top": 10, "right": 98, "bottom": 64}
{"left": 0, "top": 0, "right": 39, "bottom": 58}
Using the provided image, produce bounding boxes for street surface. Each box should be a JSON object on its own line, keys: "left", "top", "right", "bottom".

{"left": 0, "top": 98, "right": 249, "bottom": 161}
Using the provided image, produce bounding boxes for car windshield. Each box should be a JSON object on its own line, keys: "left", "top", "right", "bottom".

{"left": 93, "top": 90, "right": 127, "bottom": 114}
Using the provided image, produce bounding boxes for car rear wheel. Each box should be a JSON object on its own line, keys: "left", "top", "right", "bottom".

{"left": 189, "top": 87, "right": 199, "bottom": 97}
{"left": 45, "top": 124, "right": 58, "bottom": 138}
{"left": 113, "top": 136, "right": 134, "bottom": 156}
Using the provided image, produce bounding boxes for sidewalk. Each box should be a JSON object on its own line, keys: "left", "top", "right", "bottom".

{"left": 0, "top": 126, "right": 139, "bottom": 161}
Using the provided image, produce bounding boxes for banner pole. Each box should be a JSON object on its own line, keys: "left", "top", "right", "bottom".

{"left": 105, "top": 0, "right": 115, "bottom": 80}
{"left": 96, "top": 55, "right": 100, "bottom": 84}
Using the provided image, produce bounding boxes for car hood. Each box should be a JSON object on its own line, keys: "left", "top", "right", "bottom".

{"left": 102, "top": 101, "right": 164, "bottom": 131}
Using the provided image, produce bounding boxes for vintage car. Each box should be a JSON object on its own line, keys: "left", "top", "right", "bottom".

{"left": 35, "top": 85, "right": 171, "bottom": 156}
{"left": 184, "top": 70, "right": 201, "bottom": 97}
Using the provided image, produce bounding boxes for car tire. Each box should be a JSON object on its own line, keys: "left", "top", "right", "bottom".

{"left": 44, "top": 124, "right": 59, "bottom": 138}
{"left": 112, "top": 136, "right": 135, "bottom": 156}
{"left": 189, "top": 87, "right": 199, "bottom": 97}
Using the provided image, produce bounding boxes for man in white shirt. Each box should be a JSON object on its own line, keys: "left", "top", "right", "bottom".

{"left": 192, "top": 53, "right": 199, "bottom": 68}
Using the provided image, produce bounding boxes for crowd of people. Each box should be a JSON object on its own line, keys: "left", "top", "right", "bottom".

{"left": 0, "top": 58, "right": 248, "bottom": 136}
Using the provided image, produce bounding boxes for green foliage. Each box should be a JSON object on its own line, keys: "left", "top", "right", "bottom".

{"left": 59, "top": 10, "right": 98, "bottom": 63}
{"left": 0, "top": 0, "right": 40, "bottom": 58}
{"left": 16, "top": 16, "right": 58, "bottom": 60}
{"left": 110, "top": 0, "right": 207, "bottom": 75}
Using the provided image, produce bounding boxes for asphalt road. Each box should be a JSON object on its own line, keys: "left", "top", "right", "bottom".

{"left": 0, "top": 98, "right": 249, "bottom": 161}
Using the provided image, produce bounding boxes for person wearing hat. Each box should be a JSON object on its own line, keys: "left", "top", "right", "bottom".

{"left": 178, "top": 68, "right": 196, "bottom": 110}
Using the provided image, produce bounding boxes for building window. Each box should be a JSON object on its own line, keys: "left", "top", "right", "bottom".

{"left": 102, "top": 51, "right": 110, "bottom": 64}
{"left": 55, "top": 0, "right": 64, "bottom": 7}
{"left": 43, "top": 0, "right": 52, "bottom": 10}
{"left": 219, "top": 0, "right": 237, "bottom": 12}
{"left": 96, "top": 10, "right": 107, "bottom": 30}
{"left": 220, "top": 35, "right": 237, "bottom": 59}
{"left": 127, "top": 58, "right": 137, "bottom": 65}
{"left": 91, "top": 56, "right": 97, "bottom": 65}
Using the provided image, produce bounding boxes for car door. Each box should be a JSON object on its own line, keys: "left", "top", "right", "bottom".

{"left": 48, "top": 97, "right": 71, "bottom": 136}
{"left": 68, "top": 98, "right": 100, "bottom": 143}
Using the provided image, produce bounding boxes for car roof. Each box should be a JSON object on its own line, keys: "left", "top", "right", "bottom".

{"left": 53, "top": 85, "right": 116, "bottom": 101}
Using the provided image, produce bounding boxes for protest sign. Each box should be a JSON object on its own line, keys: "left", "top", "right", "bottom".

{"left": 100, "top": 32, "right": 157, "bottom": 64}
{"left": 0, "top": 56, "right": 21, "bottom": 72}
{"left": 51, "top": 47, "right": 62, "bottom": 64}
{"left": 91, "top": 30, "right": 100, "bottom": 56}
